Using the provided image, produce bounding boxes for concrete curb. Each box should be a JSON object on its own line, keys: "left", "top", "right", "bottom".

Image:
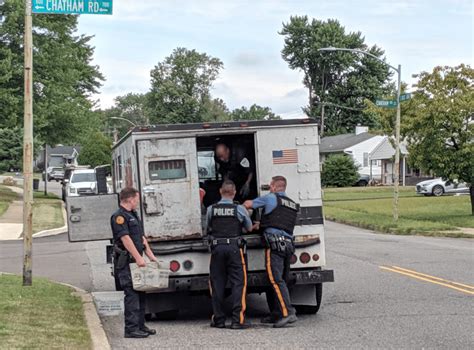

{"left": 0, "top": 272, "right": 111, "bottom": 350}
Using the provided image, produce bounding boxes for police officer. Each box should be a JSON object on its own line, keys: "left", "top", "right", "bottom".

{"left": 215, "top": 143, "right": 254, "bottom": 202}
{"left": 244, "top": 176, "right": 298, "bottom": 328}
{"left": 111, "top": 187, "right": 158, "bottom": 338}
{"left": 206, "top": 180, "right": 253, "bottom": 329}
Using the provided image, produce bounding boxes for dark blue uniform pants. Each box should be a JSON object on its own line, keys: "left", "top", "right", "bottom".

{"left": 209, "top": 244, "right": 247, "bottom": 325}
{"left": 117, "top": 265, "right": 146, "bottom": 334}
{"left": 265, "top": 248, "right": 295, "bottom": 318}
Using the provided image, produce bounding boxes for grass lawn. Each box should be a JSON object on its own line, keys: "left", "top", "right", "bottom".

{"left": 33, "top": 196, "right": 64, "bottom": 233}
{"left": 324, "top": 187, "right": 473, "bottom": 237}
{"left": 0, "top": 274, "right": 91, "bottom": 349}
{"left": 0, "top": 186, "right": 19, "bottom": 216}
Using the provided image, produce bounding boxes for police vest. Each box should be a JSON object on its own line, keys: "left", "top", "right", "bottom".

{"left": 209, "top": 203, "right": 242, "bottom": 238}
{"left": 260, "top": 194, "right": 298, "bottom": 234}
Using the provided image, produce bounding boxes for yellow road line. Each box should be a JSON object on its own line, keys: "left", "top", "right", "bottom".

{"left": 380, "top": 266, "right": 474, "bottom": 295}
{"left": 391, "top": 265, "right": 474, "bottom": 290}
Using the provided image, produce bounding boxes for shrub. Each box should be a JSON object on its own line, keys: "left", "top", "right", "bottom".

{"left": 322, "top": 154, "right": 359, "bottom": 187}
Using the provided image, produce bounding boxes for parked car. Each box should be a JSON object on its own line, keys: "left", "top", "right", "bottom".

{"left": 415, "top": 178, "right": 469, "bottom": 196}
{"left": 354, "top": 174, "right": 370, "bottom": 187}
{"left": 65, "top": 169, "right": 97, "bottom": 197}
{"left": 42, "top": 167, "right": 64, "bottom": 182}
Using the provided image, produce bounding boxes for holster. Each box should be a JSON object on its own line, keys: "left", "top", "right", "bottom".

{"left": 113, "top": 245, "right": 130, "bottom": 270}
{"left": 264, "top": 233, "right": 294, "bottom": 254}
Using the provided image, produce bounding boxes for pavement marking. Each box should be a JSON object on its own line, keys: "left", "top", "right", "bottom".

{"left": 380, "top": 265, "right": 474, "bottom": 295}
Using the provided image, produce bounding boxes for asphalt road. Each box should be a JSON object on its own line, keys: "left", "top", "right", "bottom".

{"left": 1, "top": 222, "right": 473, "bottom": 349}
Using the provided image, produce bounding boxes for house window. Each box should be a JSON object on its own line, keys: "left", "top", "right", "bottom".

{"left": 363, "top": 153, "right": 369, "bottom": 167}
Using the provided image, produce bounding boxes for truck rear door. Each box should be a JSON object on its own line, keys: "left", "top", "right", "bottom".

{"left": 137, "top": 138, "right": 202, "bottom": 241}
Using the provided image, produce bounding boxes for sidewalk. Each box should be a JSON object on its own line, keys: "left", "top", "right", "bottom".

{"left": 0, "top": 186, "right": 24, "bottom": 240}
{"left": 0, "top": 185, "right": 67, "bottom": 241}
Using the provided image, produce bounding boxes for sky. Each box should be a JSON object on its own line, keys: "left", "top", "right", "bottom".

{"left": 77, "top": 0, "right": 473, "bottom": 118}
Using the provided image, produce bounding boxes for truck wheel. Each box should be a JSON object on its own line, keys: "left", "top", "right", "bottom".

{"left": 155, "top": 309, "right": 179, "bottom": 320}
{"left": 295, "top": 283, "right": 322, "bottom": 315}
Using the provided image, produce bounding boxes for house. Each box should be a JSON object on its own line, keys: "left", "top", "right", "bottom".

{"left": 35, "top": 145, "right": 81, "bottom": 170}
{"left": 320, "top": 126, "right": 385, "bottom": 179}
{"left": 370, "top": 137, "right": 431, "bottom": 186}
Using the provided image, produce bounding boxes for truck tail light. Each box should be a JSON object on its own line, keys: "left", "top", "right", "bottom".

{"left": 290, "top": 254, "right": 297, "bottom": 265}
{"left": 183, "top": 260, "right": 193, "bottom": 271}
{"left": 312, "top": 254, "right": 320, "bottom": 262}
{"left": 299, "top": 252, "right": 311, "bottom": 264}
{"left": 170, "top": 260, "right": 180, "bottom": 272}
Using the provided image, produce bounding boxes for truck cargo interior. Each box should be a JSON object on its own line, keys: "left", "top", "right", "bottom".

{"left": 196, "top": 133, "right": 257, "bottom": 207}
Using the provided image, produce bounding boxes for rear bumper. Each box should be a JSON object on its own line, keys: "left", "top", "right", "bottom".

{"left": 157, "top": 268, "right": 334, "bottom": 293}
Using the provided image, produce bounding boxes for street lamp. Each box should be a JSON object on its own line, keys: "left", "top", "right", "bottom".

{"left": 109, "top": 116, "right": 137, "bottom": 127}
{"left": 318, "top": 47, "right": 402, "bottom": 221}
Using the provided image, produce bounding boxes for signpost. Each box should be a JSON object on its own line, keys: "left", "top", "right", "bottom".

{"left": 376, "top": 100, "right": 398, "bottom": 108}
{"left": 32, "top": 0, "right": 113, "bottom": 15}
{"left": 22, "top": 0, "right": 112, "bottom": 286}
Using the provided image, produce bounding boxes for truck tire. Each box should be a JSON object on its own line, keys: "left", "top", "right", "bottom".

{"left": 295, "top": 283, "right": 322, "bottom": 315}
{"left": 155, "top": 309, "right": 179, "bottom": 320}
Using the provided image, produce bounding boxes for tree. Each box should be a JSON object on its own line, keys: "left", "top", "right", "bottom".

{"left": 77, "top": 131, "right": 112, "bottom": 168}
{"left": 0, "top": 127, "right": 23, "bottom": 171}
{"left": 321, "top": 154, "right": 359, "bottom": 187}
{"left": 230, "top": 104, "right": 280, "bottom": 121}
{"left": 0, "top": 0, "right": 103, "bottom": 146}
{"left": 104, "top": 93, "right": 150, "bottom": 138}
{"left": 201, "top": 98, "right": 231, "bottom": 122}
{"left": 402, "top": 64, "right": 474, "bottom": 214}
{"left": 148, "top": 47, "right": 223, "bottom": 124}
{"left": 280, "top": 17, "right": 392, "bottom": 134}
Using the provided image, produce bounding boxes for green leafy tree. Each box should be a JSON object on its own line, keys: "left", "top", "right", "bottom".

{"left": 230, "top": 104, "right": 280, "bottom": 121}
{"left": 148, "top": 47, "right": 223, "bottom": 124}
{"left": 104, "top": 93, "right": 150, "bottom": 138}
{"left": 280, "top": 17, "right": 392, "bottom": 134}
{"left": 201, "top": 98, "right": 231, "bottom": 122}
{"left": 77, "top": 131, "right": 112, "bottom": 168}
{"left": 0, "top": 0, "right": 103, "bottom": 145}
{"left": 321, "top": 154, "right": 359, "bottom": 187}
{"left": 403, "top": 65, "right": 474, "bottom": 214}
{"left": 0, "top": 127, "right": 23, "bottom": 171}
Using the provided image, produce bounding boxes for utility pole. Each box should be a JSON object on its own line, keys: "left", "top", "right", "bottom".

{"left": 43, "top": 144, "right": 47, "bottom": 196}
{"left": 23, "top": 0, "right": 34, "bottom": 286}
{"left": 393, "top": 64, "right": 402, "bottom": 221}
{"left": 320, "top": 104, "right": 325, "bottom": 137}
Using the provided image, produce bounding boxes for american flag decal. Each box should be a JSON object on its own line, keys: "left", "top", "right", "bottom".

{"left": 272, "top": 149, "right": 298, "bottom": 164}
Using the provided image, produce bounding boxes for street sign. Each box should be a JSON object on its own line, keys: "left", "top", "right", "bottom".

{"left": 376, "top": 100, "right": 398, "bottom": 108}
{"left": 399, "top": 93, "right": 412, "bottom": 102}
{"left": 32, "top": 0, "right": 113, "bottom": 15}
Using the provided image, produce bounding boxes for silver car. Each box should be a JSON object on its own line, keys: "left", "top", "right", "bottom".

{"left": 416, "top": 178, "right": 469, "bottom": 196}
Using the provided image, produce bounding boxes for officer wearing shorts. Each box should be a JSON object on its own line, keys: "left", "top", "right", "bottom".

{"left": 206, "top": 180, "right": 253, "bottom": 329}
{"left": 244, "top": 175, "right": 298, "bottom": 328}
{"left": 111, "top": 187, "right": 158, "bottom": 338}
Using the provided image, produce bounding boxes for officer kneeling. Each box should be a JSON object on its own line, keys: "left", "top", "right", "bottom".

{"left": 111, "top": 187, "right": 158, "bottom": 338}
{"left": 244, "top": 176, "right": 298, "bottom": 328}
{"left": 206, "top": 180, "right": 253, "bottom": 329}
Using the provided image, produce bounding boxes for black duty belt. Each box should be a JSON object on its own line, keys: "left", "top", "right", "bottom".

{"left": 211, "top": 238, "right": 241, "bottom": 246}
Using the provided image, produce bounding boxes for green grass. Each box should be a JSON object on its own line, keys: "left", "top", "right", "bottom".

{"left": 323, "top": 186, "right": 417, "bottom": 201}
{"left": 324, "top": 187, "right": 474, "bottom": 237}
{"left": 0, "top": 274, "right": 91, "bottom": 349}
{"left": 0, "top": 186, "right": 19, "bottom": 216}
{"left": 33, "top": 197, "right": 64, "bottom": 233}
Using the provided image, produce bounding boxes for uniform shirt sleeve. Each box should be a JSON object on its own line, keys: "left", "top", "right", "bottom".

{"left": 111, "top": 214, "right": 130, "bottom": 240}
{"left": 251, "top": 193, "right": 277, "bottom": 214}
{"left": 237, "top": 205, "right": 253, "bottom": 231}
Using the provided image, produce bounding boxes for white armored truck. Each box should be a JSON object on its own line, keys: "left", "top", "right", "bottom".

{"left": 67, "top": 118, "right": 334, "bottom": 317}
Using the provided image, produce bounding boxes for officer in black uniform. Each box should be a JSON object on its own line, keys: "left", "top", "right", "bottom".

{"left": 215, "top": 143, "right": 254, "bottom": 202}
{"left": 111, "top": 187, "right": 158, "bottom": 338}
{"left": 206, "top": 180, "right": 253, "bottom": 329}
{"left": 244, "top": 175, "right": 299, "bottom": 328}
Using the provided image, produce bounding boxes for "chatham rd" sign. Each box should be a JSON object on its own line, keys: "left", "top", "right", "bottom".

{"left": 32, "top": 0, "right": 113, "bottom": 15}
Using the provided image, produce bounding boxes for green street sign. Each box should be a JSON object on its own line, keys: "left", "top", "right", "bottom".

{"left": 399, "top": 93, "right": 412, "bottom": 102}
{"left": 376, "top": 100, "right": 398, "bottom": 108}
{"left": 32, "top": 0, "right": 113, "bottom": 15}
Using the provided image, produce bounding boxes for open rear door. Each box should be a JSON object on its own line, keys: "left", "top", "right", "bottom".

{"left": 67, "top": 194, "right": 118, "bottom": 242}
{"left": 137, "top": 138, "right": 202, "bottom": 241}
{"left": 255, "top": 124, "right": 322, "bottom": 219}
